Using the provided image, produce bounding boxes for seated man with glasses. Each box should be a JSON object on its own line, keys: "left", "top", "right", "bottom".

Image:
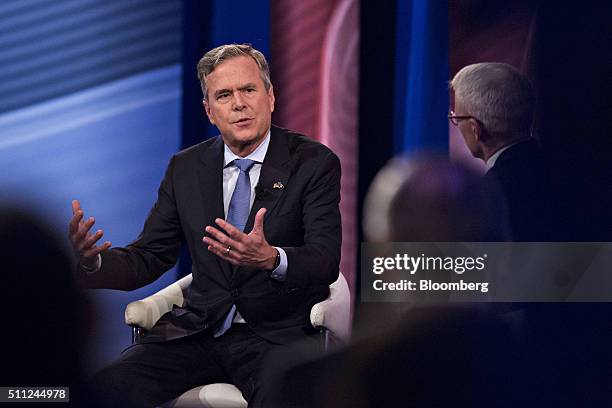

{"left": 449, "top": 62, "right": 561, "bottom": 241}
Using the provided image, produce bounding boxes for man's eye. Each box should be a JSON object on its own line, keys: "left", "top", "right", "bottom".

{"left": 246, "top": 88, "right": 256, "bottom": 93}
{"left": 217, "top": 93, "right": 229, "bottom": 100}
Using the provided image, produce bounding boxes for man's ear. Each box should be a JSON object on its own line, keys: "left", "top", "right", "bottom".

{"left": 203, "top": 99, "right": 215, "bottom": 125}
{"left": 470, "top": 119, "right": 481, "bottom": 142}
{"left": 268, "top": 85, "right": 275, "bottom": 113}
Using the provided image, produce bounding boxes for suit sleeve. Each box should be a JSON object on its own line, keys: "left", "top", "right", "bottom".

{"left": 281, "top": 150, "right": 342, "bottom": 289}
{"left": 79, "top": 155, "right": 183, "bottom": 290}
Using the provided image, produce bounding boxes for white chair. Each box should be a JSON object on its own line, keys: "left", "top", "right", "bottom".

{"left": 125, "top": 272, "right": 351, "bottom": 408}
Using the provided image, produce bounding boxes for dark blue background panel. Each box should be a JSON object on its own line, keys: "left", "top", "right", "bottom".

{"left": 394, "top": 0, "right": 448, "bottom": 153}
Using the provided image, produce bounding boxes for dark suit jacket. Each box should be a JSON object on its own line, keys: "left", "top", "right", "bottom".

{"left": 82, "top": 125, "right": 342, "bottom": 344}
{"left": 483, "top": 139, "right": 561, "bottom": 241}
{"left": 484, "top": 141, "right": 611, "bottom": 405}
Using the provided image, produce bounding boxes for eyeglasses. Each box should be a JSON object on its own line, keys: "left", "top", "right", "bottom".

{"left": 448, "top": 110, "right": 478, "bottom": 126}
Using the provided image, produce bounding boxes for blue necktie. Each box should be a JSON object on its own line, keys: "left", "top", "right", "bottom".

{"left": 214, "top": 158, "right": 255, "bottom": 338}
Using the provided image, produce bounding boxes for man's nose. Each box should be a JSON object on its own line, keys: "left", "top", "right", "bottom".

{"left": 232, "top": 93, "right": 246, "bottom": 111}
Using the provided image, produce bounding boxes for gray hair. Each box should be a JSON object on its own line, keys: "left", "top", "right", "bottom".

{"left": 197, "top": 43, "right": 272, "bottom": 101}
{"left": 450, "top": 63, "right": 534, "bottom": 137}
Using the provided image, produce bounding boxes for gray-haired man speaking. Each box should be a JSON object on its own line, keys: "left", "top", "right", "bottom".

{"left": 70, "top": 43, "right": 341, "bottom": 407}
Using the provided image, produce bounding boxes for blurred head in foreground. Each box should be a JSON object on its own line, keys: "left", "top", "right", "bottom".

{"left": 0, "top": 206, "right": 89, "bottom": 388}
{"left": 364, "top": 154, "right": 509, "bottom": 242}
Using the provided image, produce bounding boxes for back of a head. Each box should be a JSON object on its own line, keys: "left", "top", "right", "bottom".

{"left": 451, "top": 62, "right": 534, "bottom": 138}
{"left": 364, "top": 154, "right": 509, "bottom": 242}
{"left": 0, "top": 207, "right": 86, "bottom": 386}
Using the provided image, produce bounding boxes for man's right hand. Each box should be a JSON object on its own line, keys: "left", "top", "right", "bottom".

{"left": 69, "top": 199, "right": 111, "bottom": 270}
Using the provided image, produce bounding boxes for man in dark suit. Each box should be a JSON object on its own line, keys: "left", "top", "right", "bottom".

{"left": 448, "top": 64, "right": 612, "bottom": 406}
{"left": 449, "top": 62, "right": 559, "bottom": 241}
{"left": 69, "top": 44, "right": 341, "bottom": 407}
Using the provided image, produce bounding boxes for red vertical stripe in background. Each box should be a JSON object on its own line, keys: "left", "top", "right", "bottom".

{"left": 271, "top": 0, "right": 337, "bottom": 139}
{"left": 271, "top": 0, "right": 359, "bottom": 301}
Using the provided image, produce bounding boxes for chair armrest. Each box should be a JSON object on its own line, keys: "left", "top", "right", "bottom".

{"left": 124, "top": 274, "right": 193, "bottom": 330}
{"left": 310, "top": 272, "right": 351, "bottom": 342}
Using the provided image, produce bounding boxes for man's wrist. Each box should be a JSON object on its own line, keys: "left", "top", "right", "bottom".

{"left": 266, "top": 247, "right": 280, "bottom": 271}
{"left": 272, "top": 249, "right": 281, "bottom": 270}
{"left": 80, "top": 254, "right": 101, "bottom": 273}
{"left": 269, "top": 247, "right": 288, "bottom": 281}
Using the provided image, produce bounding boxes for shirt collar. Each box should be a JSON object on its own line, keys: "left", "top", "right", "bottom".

{"left": 485, "top": 145, "right": 508, "bottom": 171}
{"left": 485, "top": 138, "right": 533, "bottom": 171}
{"left": 223, "top": 129, "right": 271, "bottom": 167}
{"left": 486, "top": 140, "right": 523, "bottom": 171}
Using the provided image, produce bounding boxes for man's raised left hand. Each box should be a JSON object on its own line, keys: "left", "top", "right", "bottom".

{"left": 203, "top": 208, "right": 278, "bottom": 270}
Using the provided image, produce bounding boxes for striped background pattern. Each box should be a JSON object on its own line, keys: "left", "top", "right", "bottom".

{"left": 0, "top": 0, "right": 181, "bottom": 114}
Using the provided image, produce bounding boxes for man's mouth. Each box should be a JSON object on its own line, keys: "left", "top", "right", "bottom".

{"left": 233, "top": 118, "right": 253, "bottom": 126}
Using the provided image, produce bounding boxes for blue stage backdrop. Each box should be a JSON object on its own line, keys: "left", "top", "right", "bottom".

{"left": 394, "top": 0, "right": 448, "bottom": 153}
{"left": 0, "top": 0, "right": 183, "bottom": 372}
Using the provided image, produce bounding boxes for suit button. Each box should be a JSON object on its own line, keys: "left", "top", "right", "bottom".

{"left": 231, "top": 289, "right": 239, "bottom": 297}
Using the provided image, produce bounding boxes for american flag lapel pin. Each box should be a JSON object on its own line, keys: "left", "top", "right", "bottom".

{"left": 273, "top": 181, "right": 284, "bottom": 189}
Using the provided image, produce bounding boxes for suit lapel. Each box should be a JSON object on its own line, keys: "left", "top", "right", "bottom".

{"left": 244, "top": 126, "right": 291, "bottom": 234}
{"left": 197, "top": 136, "right": 233, "bottom": 283}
